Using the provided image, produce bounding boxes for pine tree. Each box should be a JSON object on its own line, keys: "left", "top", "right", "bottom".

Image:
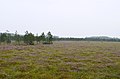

{"left": 47, "top": 31, "right": 53, "bottom": 44}
{"left": 15, "top": 31, "right": 21, "bottom": 45}
{"left": 6, "top": 33, "right": 11, "bottom": 44}
{"left": 24, "top": 31, "right": 35, "bottom": 45}
{"left": 40, "top": 32, "right": 45, "bottom": 43}
{"left": 35, "top": 33, "right": 40, "bottom": 44}
{"left": 1, "top": 33, "right": 7, "bottom": 43}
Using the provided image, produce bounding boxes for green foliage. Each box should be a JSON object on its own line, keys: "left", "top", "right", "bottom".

{"left": 0, "top": 33, "right": 7, "bottom": 42}
{"left": 46, "top": 31, "right": 53, "bottom": 44}
{"left": 15, "top": 31, "right": 21, "bottom": 44}
{"left": 35, "top": 34, "right": 40, "bottom": 44}
{"left": 42, "top": 31, "right": 53, "bottom": 44}
{"left": 0, "top": 33, "right": 11, "bottom": 44}
{"left": 6, "top": 33, "right": 12, "bottom": 44}
{"left": 0, "top": 31, "right": 53, "bottom": 45}
{"left": 24, "top": 31, "right": 35, "bottom": 45}
{"left": 40, "top": 32, "right": 45, "bottom": 42}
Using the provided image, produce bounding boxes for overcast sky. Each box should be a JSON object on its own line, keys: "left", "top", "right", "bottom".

{"left": 0, "top": 0, "right": 120, "bottom": 37}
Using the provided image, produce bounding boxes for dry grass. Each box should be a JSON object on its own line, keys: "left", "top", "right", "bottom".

{"left": 0, "top": 41, "right": 120, "bottom": 79}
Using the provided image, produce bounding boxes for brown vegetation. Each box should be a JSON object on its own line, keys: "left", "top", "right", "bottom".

{"left": 0, "top": 41, "right": 120, "bottom": 79}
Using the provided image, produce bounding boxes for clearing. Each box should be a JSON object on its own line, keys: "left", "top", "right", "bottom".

{"left": 0, "top": 41, "right": 120, "bottom": 79}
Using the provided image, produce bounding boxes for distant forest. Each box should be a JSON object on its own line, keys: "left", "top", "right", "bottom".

{"left": 0, "top": 31, "right": 120, "bottom": 45}
{"left": 54, "top": 36, "right": 120, "bottom": 42}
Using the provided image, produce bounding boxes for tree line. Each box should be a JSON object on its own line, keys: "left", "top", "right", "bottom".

{"left": 0, "top": 31, "right": 120, "bottom": 45}
{"left": 53, "top": 36, "right": 120, "bottom": 42}
{"left": 0, "top": 31, "right": 53, "bottom": 45}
